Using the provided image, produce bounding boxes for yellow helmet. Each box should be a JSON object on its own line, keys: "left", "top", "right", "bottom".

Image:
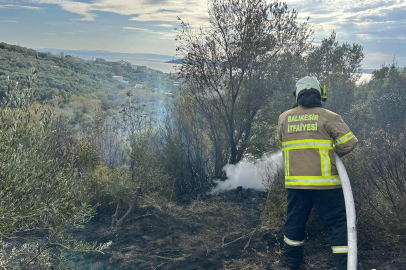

{"left": 294, "top": 76, "right": 326, "bottom": 102}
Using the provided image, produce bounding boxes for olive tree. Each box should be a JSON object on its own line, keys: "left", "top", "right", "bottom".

{"left": 306, "top": 32, "right": 364, "bottom": 114}
{"left": 176, "top": 0, "right": 313, "bottom": 176}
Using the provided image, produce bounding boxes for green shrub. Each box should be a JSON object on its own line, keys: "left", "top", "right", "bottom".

{"left": 0, "top": 70, "right": 105, "bottom": 269}
{"left": 129, "top": 132, "right": 175, "bottom": 198}
{"left": 342, "top": 131, "right": 406, "bottom": 251}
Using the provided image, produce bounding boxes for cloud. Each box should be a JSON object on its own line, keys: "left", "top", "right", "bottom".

{"left": 153, "top": 31, "right": 177, "bottom": 40}
{"left": 29, "top": 0, "right": 401, "bottom": 37}
{"left": 12, "top": 0, "right": 406, "bottom": 67}
{"left": 1, "top": 20, "right": 18, "bottom": 22}
{"left": 60, "top": 1, "right": 97, "bottom": 21}
{"left": 45, "top": 32, "right": 58, "bottom": 35}
{"left": 288, "top": 0, "right": 406, "bottom": 43}
{"left": 123, "top": 27, "right": 148, "bottom": 31}
{"left": 27, "top": 0, "right": 405, "bottom": 42}
{"left": 364, "top": 52, "right": 406, "bottom": 67}
{"left": 129, "top": 11, "right": 208, "bottom": 27}
{"left": 29, "top": 0, "right": 96, "bottom": 21}
{"left": 29, "top": 0, "right": 208, "bottom": 25}
{"left": 156, "top": 24, "right": 174, "bottom": 28}
{"left": 123, "top": 26, "right": 177, "bottom": 39}
{"left": 356, "top": 34, "right": 374, "bottom": 40}
{"left": 0, "top": 4, "right": 43, "bottom": 10}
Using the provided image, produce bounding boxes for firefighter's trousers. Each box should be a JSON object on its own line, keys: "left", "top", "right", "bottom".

{"left": 283, "top": 188, "right": 347, "bottom": 270}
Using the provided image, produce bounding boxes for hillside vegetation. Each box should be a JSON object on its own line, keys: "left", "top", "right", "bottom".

{"left": 0, "top": 42, "right": 177, "bottom": 126}
{"left": 1, "top": 0, "right": 406, "bottom": 269}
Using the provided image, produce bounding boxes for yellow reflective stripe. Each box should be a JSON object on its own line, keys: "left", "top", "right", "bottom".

{"left": 287, "top": 150, "right": 290, "bottom": 176}
{"left": 334, "top": 132, "right": 355, "bottom": 145}
{"left": 286, "top": 175, "right": 339, "bottom": 179}
{"left": 282, "top": 139, "right": 333, "bottom": 145}
{"left": 276, "top": 134, "right": 281, "bottom": 142}
{"left": 332, "top": 246, "right": 348, "bottom": 253}
{"left": 283, "top": 140, "right": 332, "bottom": 147}
{"left": 284, "top": 235, "right": 304, "bottom": 246}
{"left": 285, "top": 175, "right": 341, "bottom": 186}
{"left": 326, "top": 149, "right": 331, "bottom": 176}
{"left": 284, "top": 150, "right": 290, "bottom": 176}
{"left": 284, "top": 151, "right": 287, "bottom": 176}
{"left": 335, "top": 132, "right": 352, "bottom": 142}
{"left": 319, "top": 149, "right": 331, "bottom": 176}
{"left": 336, "top": 134, "right": 355, "bottom": 145}
{"left": 282, "top": 139, "right": 333, "bottom": 151}
{"left": 283, "top": 145, "right": 333, "bottom": 151}
{"left": 320, "top": 149, "right": 326, "bottom": 176}
{"left": 286, "top": 181, "right": 342, "bottom": 186}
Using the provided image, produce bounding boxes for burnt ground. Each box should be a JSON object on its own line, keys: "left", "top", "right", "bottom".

{"left": 70, "top": 189, "right": 406, "bottom": 270}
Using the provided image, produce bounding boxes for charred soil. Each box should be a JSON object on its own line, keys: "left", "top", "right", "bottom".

{"left": 70, "top": 189, "right": 406, "bottom": 270}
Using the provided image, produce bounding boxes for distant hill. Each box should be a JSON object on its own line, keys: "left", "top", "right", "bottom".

{"left": 0, "top": 42, "right": 176, "bottom": 102}
{"left": 361, "top": 69, "right": 376, "bottom": 74}
{"left": 164, "top": 59, "right": 183, "bottom": 64}
{"left": 36, "top": 48, "right": 181, "bottom": 62}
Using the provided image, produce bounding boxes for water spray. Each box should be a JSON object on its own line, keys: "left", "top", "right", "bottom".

{"left": 209, "top": 152, "right": 283, "bottom": 194}
{"left": 335, "top": 153, "right": 357, "bottom": 270}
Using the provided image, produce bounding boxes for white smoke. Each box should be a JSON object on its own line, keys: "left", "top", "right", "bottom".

{"left": 209, "top": 151, "right": 283, "bottom": 194}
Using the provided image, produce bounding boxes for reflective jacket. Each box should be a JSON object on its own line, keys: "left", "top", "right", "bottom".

{"left": 276, "top": 105, "right": 358, "bottom": 190}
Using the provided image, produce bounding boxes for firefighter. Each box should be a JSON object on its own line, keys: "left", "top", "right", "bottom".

{"left": 276, "top": 76, "right": 358, "bottom": 270}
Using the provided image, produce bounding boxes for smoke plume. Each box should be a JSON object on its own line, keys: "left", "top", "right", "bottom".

{"left": 209, "top": 151, "right": 283, "bottom": 194}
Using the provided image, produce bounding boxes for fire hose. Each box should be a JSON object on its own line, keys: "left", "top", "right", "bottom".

{"left": 335, "top": 153, "right": 357, "bottom": 270}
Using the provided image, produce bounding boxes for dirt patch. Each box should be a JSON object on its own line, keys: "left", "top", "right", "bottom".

{"left": 70, "top": 189, "right": 406, "bottom": 270}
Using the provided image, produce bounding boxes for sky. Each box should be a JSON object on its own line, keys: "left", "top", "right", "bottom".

{"left": 0, "top": 0, "right": 405, "bottom": 68}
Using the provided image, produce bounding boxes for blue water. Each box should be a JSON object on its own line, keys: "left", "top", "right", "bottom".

{"left": 105, "top": 58, "right": 180, "bottom": 74}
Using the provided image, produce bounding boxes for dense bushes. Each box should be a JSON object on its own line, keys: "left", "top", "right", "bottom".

{"left": 362, "top": 135, "right": 406, "bottom": 234}
{"left": 344, "top": 131, "right": 406, "bottom": 235}
{"left": 78, "top": 93, "right": 176, "bottom": 217}
{"left": 0, "top": 67, "right": 108, "bottom": 269}
{"left": 0, "top": 60, "right": 174, "bottom": 267}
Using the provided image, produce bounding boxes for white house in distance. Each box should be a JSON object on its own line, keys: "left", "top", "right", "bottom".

{"left": 112, "top": 76, "right": 129, "bottom": 84}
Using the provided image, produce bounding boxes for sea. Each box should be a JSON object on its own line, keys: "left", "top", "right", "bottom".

{"left": 358, "top": 73, "right": 373, "bottom": 84}
{"left": 105, "top": 58, "right": 180, "bottom": 74}
{"left": 106, "top": 57, "right": 374, "bottom": 84}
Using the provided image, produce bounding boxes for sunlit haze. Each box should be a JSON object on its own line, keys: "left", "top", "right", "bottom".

{"left": 1, "top": 0, "right": 405, "bottom": 68}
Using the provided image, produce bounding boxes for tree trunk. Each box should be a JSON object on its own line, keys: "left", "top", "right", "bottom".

{"left": 113, "top": 187, "right": 142, "bottom": 229}
{"left": 111, "top": 198, "right": 123, "bottom": 228}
